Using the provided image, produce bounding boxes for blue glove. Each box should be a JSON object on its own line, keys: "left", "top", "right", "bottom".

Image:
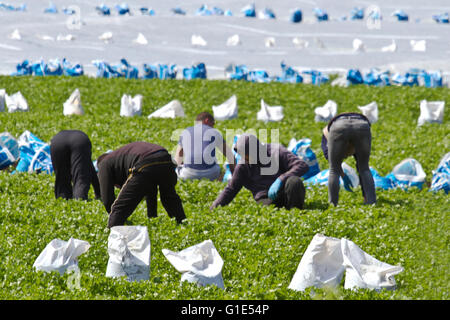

{"left": 342, "top": 174, "right": 354, "bottom": 192}
{"left": 268, "top": 178, "right": 283, "bottom": 200}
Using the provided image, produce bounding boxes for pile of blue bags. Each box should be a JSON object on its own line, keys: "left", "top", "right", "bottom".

{"left": 11, "top": 58, "right": 84, "bottom": 77}
{"left": 183, "top": 63, "right": 207, "bottom": 80}
{"left": 430, "top": 152, "right": 450, "bottom": 194}
{"left": 0, "top": 2, "right": 26, "bottom": 11}
{"left": 93, "top": 59, "right": 138, "bottom": 79}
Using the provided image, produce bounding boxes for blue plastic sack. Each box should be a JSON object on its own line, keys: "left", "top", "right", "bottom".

{"left": 14, "top": 131, "right": 53, "bottom": 174}
{"left": 62, "top": 58, "right": 84, "bottom": 77}
{"left": 277, "top": 62, "right": 303, "bottom": 83}
{"left": 142, "top": 64, "right": 159, "bottom": 79}
{"left": 314, "top": 8, "right": 328, "bottom": 21}
{"left": 44, "top": 2, "right": 57, "bottom": 14}
{"left": 229, "top": 65, "right": 249, "bottom": 81}
{"left": 140, "top": 7, "right": 155, "bottom": 16}
{"left": 419, "top": 70, "right": 442, "bottom": 88}
{"left": 44, "top": 59, "right": 63, "bottom": 76}
{"left": 224, "top": 10, "right": 233, "bottom": 16}
{"left": 347, "top": 69, "right": 364, "bottom": 85}
{"left": 114, "top": 59, "right": 139, "bottom": 79}
{"left": 432, "top": 12, "right": 449, "bottom": 24}
{"left": 291, "top": 9, "right": 302, "bottom": 23}
{"left": 0, "top": 3, "right": 26, "bottom": 11}
{"left": 183, "top": 63, "right": 207, "bottom": 80}
{"left": 12, "top": 60, "right": 33, "bottom": 76}
{"left": 241, "top": 4, "right": 256, "bottom": 17}
{"left": 370, "top": 168, "right": 395, "bottom": 190}
{"left": 248, "top": 70, "right": 270, "bottom": 83}
{"left": 158, "top": 64, "right": 177, "bottom": 79}
{"left": 364, "top": 69, "right": 390, "bottom": 86}
{"left": 304, "top": 163, "right": 359, "bottom": 190}
{"left": 0, "top": 132, "right": 19, "bottom": 169}
{"left": 172, "top": 7, "right": 186, "bottom": 15}
{"left": 261, "top": 8, "right": 276, "bottom": 19}
{"left": 289, "top": 138, "right": 320, "bottom": 180}
{"left": 392, "top": 10, "right": 409, "bottom": 21}
{"left": 430, "top": 152, "right": 450, "bottom": 194}
{"left": 350, "top": 7, "right": 364, "bottom": 20}
{"left": 385, "top": 158, "right": 426, "bottom": 190}
{"left": 303, "top": 70, "right": 329, "bottom": 85}
{"left": 115, "top": 3, "right": 130, "bottom": 15}
{"left": 92, "top": 60, "right": 119, "bottom": 78}
{"left": 96, "top": 4, "right": 111, "bottom": 15}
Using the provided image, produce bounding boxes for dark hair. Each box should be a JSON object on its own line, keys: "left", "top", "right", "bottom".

{"left": 196, "top": 111, "right": 215, "bottom": 124}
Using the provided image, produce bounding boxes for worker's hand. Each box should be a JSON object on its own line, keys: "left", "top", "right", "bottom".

{"left": 342, "top": 174, "right": 354, "bottom": 192}
{"left": 268, "top": 178, "right": 283, "bottom": 200}
{"left": 209, "top": 201, "right": 218, "bottom": 211}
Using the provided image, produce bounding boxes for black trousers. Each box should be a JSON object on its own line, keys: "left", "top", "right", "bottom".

{"left": 257, "top": 176, "right": 306, "bottom": 210}
{"left": 50, "top": 130, "right": 98, "bottom": 200}
{"left": 108, "top": 153, "right": 186, "bottom": 228}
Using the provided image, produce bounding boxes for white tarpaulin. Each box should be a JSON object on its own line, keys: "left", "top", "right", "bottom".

{"left": 358, "top": 101, "right": 379, "bottom": 124}
{"left": 5, "top": 91, "right": 28, "bottom": 113}
{"left": 120, "top": 94, "right": 143, "bottom": 117}
{"left": 257, "top": 99, "right": 284, "bottom": 122}
{"left": 162, "top": 239, "right": 225, "bottom": 289}
{"left": 33, "top": 238, "right": 90, "bottom": 275}
{"left": 289, "top": 234, "right": 404, "bottom": 292}
{"left": 212, "top": 95, "right": 238, "bottom": 120}
{"left": 105, "top": 226, "right": 151, "bottom": 282}
{"left": 314, "top": 100, "right": 337, "bottom": 122}
{"left": 63, "top": 89, "right": 84, "bottom": 116}
{"left": 148, "top": 100, "right": 185, "bottom": 119}
{"left": 417, "top": 100, "right": 445, "bottom": 126}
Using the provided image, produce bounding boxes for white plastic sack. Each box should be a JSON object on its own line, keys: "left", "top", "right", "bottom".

{"left": 292, "top": 37, "right": 309, "bottom": 49}
{"left": 381, "top": 40, "right": 397, "bottom": 52}
{"left": 341, "top": 238, "right": 404, "bottom": 291}
{"left": 410, "top": 40, "right": 426, "bottom": 52}
{"left": 133, "top": 33, "right": 148, "bottom": 45}
{"left": 314, "top": 100, "right": 337, "bottom": 122}
{"left": 265, "top": 37, "right": 276, "bottom": 48}
{"left": 358, "top": 101, "right": 379, "bottom": 124}
{"left": 0, "top": 89, "right": 5, "bottom": 112}
{"left": 288, "top": 234, "right": 345, "bottom": 291}
{"left": 148, "top": 100, "right": 185, "bottom": 119}
{"left": 105, "top": 226, "right": 151, "bottom": 282}
{"left": 331, "top": 74, "right": 349, "bottom": 87}
{"left": 192, "top": 34, "right": 207, "bottom": 47}
{"left": 33, "top": 238, "right": 90, "bottom": 275}
{"left": 417, "top": 100, "right": 445, "bottom": 126}
{"left": 9, "top": 29, "right": 21, "bottom": 40}
{"left": 120, "top": 94, "right": 143, "bottom": 117}
{"left": 353, "top": 38, "right": 365, "bottom": 53}
{"left": 226, "top": 34, "right": 241, "bottom": 46}
{"left": 212, "top": 95, "right": 238, "bottom": 120}
{"left": 63, "top": 89, "right": 84, "bottom": 116}
{"left": 162, "top": 239, "right": 225, "bottom": 289}
{"left": 99, "top": 31, "right": 113, "bottom": 43}
{"left": 257, "top": 99, "right": 284, "bottom": 122}
{"left": 387, "top": 158, "right": 426, "bottom": 189}
{"left": 5, "top": 91, "right": 28, "bottom": 113}
{"left": 56, "top": 34, "right": 75, "bottom": 41}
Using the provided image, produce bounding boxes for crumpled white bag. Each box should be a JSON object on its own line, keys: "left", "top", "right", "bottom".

{"left": 265, "top": 37, "right": 276, "bottom": 48}
{"left": 148, "top": 100, "right": 185, "bottom": 119}
{"left": 342, "top": 162, "right": 360, "bottom": 188}
{"left": 417, "top": 100, "right": 445, "bottom": 126}
{"left": 192, "top": 34, "right": 207, "bottom": 47}
{"left": 226, "top": 34, "right": 241, "bottom": 46}
{"left": 5, "top": 91, "right": 28, "bottom": 113}
{"left": 257, "top": 99, "right": 284, "bottom": 122}
{"left": 0, "top": 89, "right": 5, "bottom": 112}
{"left": 342, "top": 238, "right": 404, "bottom": 291}
{"left": 63, "top": 89, "right": 84, "bottom": 116}
{"left": 331, "top": 74, "right": 349, "bottom": 87}
{"left": 105, "top": 226, "right": 151, "bottom": 282}
{"left": 133, "top": 33, "right": 148, "bottom": 45}
{"left": 162, "top": 239, "right": 225, "bottom": 289}
{"left": 212, "top": 95, "right": 238, "bottom": 120}
{"left": 381, "top": 40, "right": 397, "bottom": 52}
{"left": 353, "top": 38, "right": 365, "bottom": 53}
{"left": 358, "top": 101, "right": 378, "bottom": 124}
{"left": 289, "top": 234, "right": 404, "bottom": 292}
{"left": 288, "top": 234, "right": 345, "bottom": 291}
{"left": 99, "top": 31, "right": 113, "bottom": 43}
{"left": 314, "top": 100, "right": 337, "bottom": 122}
{"left": 410, "top": 40, "right": 426, "bottom": 52}
{"left": 120, "top": 94, "right": 143, "bottom": 117}
{"left": 33, "top": 238, "right": 90, "bottom": 275}
{"left": 292, "top": 37, "right": 309, "bottom": 49}
{"left": 388, "top": 158, "right": 426, "bottom": 189}
{"left": 9, "top": 29, "right": 21, "bottom": 40}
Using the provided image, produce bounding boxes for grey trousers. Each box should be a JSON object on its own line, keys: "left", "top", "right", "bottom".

{"left": 328, "top": 116, "right": 376, "bottom": 206}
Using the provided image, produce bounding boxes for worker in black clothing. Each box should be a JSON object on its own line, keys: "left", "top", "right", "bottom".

{"left": 97, "top": 141, "right": 186, "bottom": 228}
{"left": 50, "top": 130, "right": 100, "bottom": 200}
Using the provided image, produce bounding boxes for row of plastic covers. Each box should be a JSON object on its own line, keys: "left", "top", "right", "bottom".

{"left": 9, "top": 2, "right": 447, "bottom": 24}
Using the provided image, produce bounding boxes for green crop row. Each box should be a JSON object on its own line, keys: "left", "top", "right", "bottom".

{"left": 0, "top": 75, "right": 448, "bottom": 300}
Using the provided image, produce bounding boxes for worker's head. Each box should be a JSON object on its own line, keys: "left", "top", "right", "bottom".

{"left": 234, "top": 134, "right": 267, "bottom": 164}
{"left": 195, "top": 111, "right": 215, "bottom": 127}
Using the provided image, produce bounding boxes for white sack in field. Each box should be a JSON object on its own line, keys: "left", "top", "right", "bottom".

{"left": 148, "top": 100, "right": 185, "bottom": 119}
{"left": 120, "top": 94, "right": 143, "bottom": 117}
{"left": 63, "top": 89, "right": 84, "bottom": 116}
{"left": 257, "top": 99, "right": 284, "bottom": 122}
{"left": 212, "top": 95, "right": 238, "bottom": 120}
{"left": 358, "top": 101, "right": 379, "bottom": 124}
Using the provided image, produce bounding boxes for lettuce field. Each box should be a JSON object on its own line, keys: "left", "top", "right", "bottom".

{"left": 0, "top": 75, "right": 448, "bottom": 300}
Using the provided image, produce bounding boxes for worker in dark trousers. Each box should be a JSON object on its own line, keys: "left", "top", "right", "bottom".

{"left": 97, "top": 141, "right": 186, "bottom": 228}
{"left": 50, "top": 130, "right": 100, "bottom": 200}
{"left": 321, "top": 112, "right": 376, "bottom": 206}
